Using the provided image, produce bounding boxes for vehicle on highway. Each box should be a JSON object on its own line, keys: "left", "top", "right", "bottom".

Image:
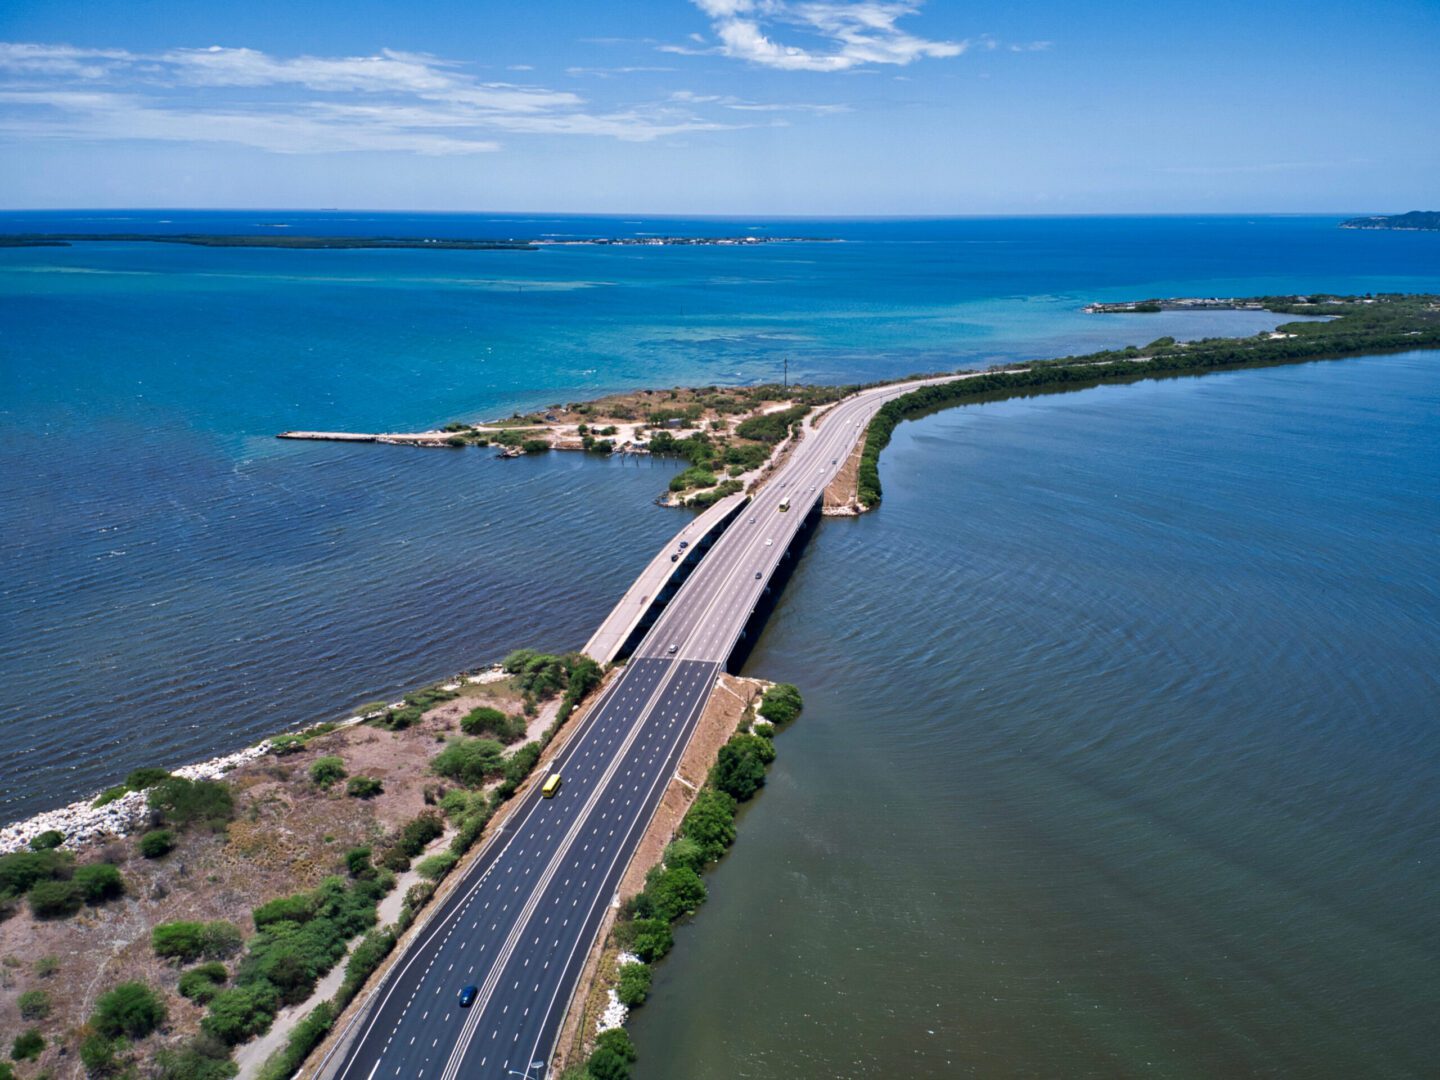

{"left": 668, "top": 643, "right": 679, "bottom": 654}
{"left": 765, "top": 538, "right": 773, "bottom": 546}
{"left": 541, "top": 774, "right": 563, "bottom": 798}
{"left": 778, "top": 497, "right": 791, "bottom": 512}
{"left": 458, "top": 985, "right": 478, "bottom": 1008}
{"left": 748, "top": 517, "right": 755, "bottom": 524}
{"left": 679, "top": 541, "right": 688, "bottom": 549}
{"left": 755, "top": 571, "right": 762, "bottom": 579}
{"left": 832, "top": 458, "right": 837, "bottom": 464}
{"left": 670, "top": 553, "right": 679, "bottom": 562}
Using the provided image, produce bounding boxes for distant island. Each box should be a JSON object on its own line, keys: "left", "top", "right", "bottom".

{"left": 1339, "top": 211, "right": 1440, "bottom": 231}
{"left": 0, "top": 233, "right": 832, "bottom": 250}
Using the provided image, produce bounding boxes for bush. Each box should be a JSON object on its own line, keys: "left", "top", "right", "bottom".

{"left": 203, "top": 983, "right": 280, "bottom": 1045}
{"left": 646, "top": 865, "right": 707, "bottom": 922}
{"left": 615, "top": 917, "right": 673, "bottom": 963}
{"left": 153, "top": 1034, "right": 238, "bottom": 1080}
{"left": 709, "top": 736, "right": 769, "bottom": 801}
{"left": 499, "top": 741, "right": 542, "bottom": 796}
{"left": 759, "top": 683, "right": 803, "bottom": 726}
{"left": 521, "top": 438, "right": 550, "bottom": 453}
{"left": 0, "top": 849, "right": 72, "bottom": 895}
{"left": 0, "top": 1062, "right": 12, "bottom": 1080}
{"left": 432, "top": 738, "right": 506, "bottom": 786}
{"left": 154, "top": 920, "right": 241, "bottom": 962}
{"left": 28, "top": 829, "right": 64, "bottom": 851}
{"left": 178, "top": 963, "right": 229, "bottom": 1004}
{"left": 93, "top": 980, "right": 167, "bottom": 1038}
{"left": 34, "top": 955, "right": 59, "bottom": 977}
{"left": 139, "top": 828, "right": 177, "bottom": 858}
{"left": 153, "top": 921, "right": 206, "bottom": 961}
{"left": 416, "top": 852, "right": 458, "bottom": 881}
{"left": 17, "top": 989, "right": 50, "bottom": 1020}
{"left": 346, "top": 776, "right": 384, "bottom": 799}
{"left": 662, "top": 837, "right": 706, "bottom": 874}
{"left": 10, "top": 1029, "right": 43, "bottom": 1060}
{"left": 345, "top": 846, "right": 374, "bottom": 878}
{"left": 616, "top": 962, "right": 651, "bottom": 1007}
{"left": 79, "top": 1034, "right": 120, "bottom": 1074}
{"left": 595, "top": 1028, "right": 637, "bottom": 1062}
{"left": 587, "top": 1045, "right": 633, "bottom": 1080}
{"left": 125, "top": 766, "right": 172, "bottom": 790}
{"left": 148, "top": 777, "right": 235, "bottom": 831}
{"left": 460, "top": 706, "right": 525, "bottom": 742}
{"left": 309, "top": 756, "right": 348, "bottom": 788}
{"left": 75, "top": 862, "right": 125, "bottom": 902}
{"left": 27, "top": 878, "right": 84, "bottom": 918}
{"left": 680, "top": 788, "right": 737, "bottom": 862}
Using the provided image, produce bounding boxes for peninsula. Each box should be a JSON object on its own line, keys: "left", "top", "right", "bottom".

{"left": 1339, "top": 211, "right": 1440, "bottom": 231}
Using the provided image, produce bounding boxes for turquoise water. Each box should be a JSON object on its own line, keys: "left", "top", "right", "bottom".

{"left": 630, "top": 352, "right": 1440, "bottom": 1078}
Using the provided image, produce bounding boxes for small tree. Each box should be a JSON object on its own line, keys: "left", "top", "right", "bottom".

{"left": 74, "top": 862, "right": 125, "bottom": 902}
{"left": 153, "top": 921, "right": 207, "bottom": 961}
{"left": 345, "top": 846, "right": 374, "bottom": 879}
{"left": 27, "top": 879, "right": 84, "bottom": 918}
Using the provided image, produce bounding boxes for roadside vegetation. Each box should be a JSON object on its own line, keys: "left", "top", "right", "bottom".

{"left": 568, "top": 683, "right": 803, "bottom": 1080}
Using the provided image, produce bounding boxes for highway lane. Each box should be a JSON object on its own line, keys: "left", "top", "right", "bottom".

{"left": 325, "top": 376, "right": 956, "bottom": 1079}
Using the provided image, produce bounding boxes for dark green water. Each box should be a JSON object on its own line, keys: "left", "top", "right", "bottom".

{"left": 630, "top": 353, "right": 1440, "bottom": 1078}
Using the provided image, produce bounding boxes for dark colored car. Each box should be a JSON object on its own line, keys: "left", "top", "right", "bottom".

{"left": 458, "top": 985, "right": 478, "bottom": 1008}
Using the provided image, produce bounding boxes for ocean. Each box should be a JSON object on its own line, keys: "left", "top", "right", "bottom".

{"left": 1, "top": 211, "right": 1437, "bottom": 1073}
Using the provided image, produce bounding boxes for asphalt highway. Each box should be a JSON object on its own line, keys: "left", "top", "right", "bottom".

{"left": 324, "top": 377, "right": 954, "bottom": 1080}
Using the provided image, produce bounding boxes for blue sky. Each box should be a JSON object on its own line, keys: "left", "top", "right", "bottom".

{"left": 0, "top": 0, "right": 1436, "bottom": 214}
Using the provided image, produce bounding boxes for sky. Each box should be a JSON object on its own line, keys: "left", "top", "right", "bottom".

{"left": 0, "top": 0, "right": 1436, "bottom": 215}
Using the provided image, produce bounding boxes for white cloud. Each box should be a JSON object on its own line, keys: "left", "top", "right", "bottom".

{"left": 0, "top": 41, "right": 748, "bottom": 153}
{"left": 676, "top": 0, "right": 964, "bottom": 72}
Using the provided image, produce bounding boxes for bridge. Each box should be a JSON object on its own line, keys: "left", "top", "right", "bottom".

{"left": 322, "top": 377, "right": 951, "bottom": 1080}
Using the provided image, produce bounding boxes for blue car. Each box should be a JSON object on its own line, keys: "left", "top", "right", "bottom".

{"left": 458, "top": 985, "right": 478, "bottom": 1008}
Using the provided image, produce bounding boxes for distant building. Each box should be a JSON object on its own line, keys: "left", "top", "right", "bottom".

{"left": 665, "top": 417, "right": 684, "bottom": 428}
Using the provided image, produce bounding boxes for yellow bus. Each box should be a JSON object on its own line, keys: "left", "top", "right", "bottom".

{"left": 778, "top": 497, "right": 791, "bottom": 512}
{"left": 542, "top": 773, "right": 563, "bottom": 798}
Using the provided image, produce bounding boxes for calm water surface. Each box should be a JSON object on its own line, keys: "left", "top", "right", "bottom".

{"left": 630, "top": 353, "right": 1440, "bottom": 1078}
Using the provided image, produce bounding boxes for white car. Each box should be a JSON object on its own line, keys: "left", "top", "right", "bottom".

{"left": 764, "top": 538, "right": 773, "bottom": 546}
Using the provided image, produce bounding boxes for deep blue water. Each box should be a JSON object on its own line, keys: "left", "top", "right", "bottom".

{"left": 1, "top": 212, "right": 1436, "bottom": 829}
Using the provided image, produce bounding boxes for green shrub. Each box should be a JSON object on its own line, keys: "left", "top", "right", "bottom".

{"left": 758, "top": 683, "right": 803, "bottom": 726}
{"left": 0, "top": 1062, "right": 13, "bottom": 1080}
{"left": 616, "top": 962, "right": 651, "bottom": 1007}
{"left": 521, "top": 438, "right": 550, "bottom": 453}
{"left": 153, "top": 921, "right": 206, "bottom": 961}
{"left": 203, "top": 983, "right": 280, "bottom": 1044}
{"left": 10, "top": 1029, "right": 43, "bottom": 1060}
{"left": 27, "top": 878, "right": 84, "bottom": 918}
{"left": 710, "top": 733, "right": 775, "bottom": 802}
{"left": 680, "top": 788, "right": 737, "bottom": 862}
{"left": 139, "top": 829, "right": 177, "bottom": 858}
{"left": 153, "top": 920, "right": 240, "bottom": 961}
{"left": 93, "top": 980, "right": 167, "bottom": 1038}
{"left": 34, "top": 955, "right": 59, "bottom": 977}
{"left": 416, "top": 852, "right": 458, "bottom": 881}
{"left": 345, "top": 846, "right": 374, "bottom": 878}
{"left": 178, "top": 963, "right": 228, "bottom": 1004}
{"left": 498, "top": 741, "right": 542, "bottom": 796}
{"left": 587, "top": 1045, "right": 633, "bottom": 1080}
{"left": 0, "top": 849, "right": 72, "bottom": 895}
{"left": 339, "top": 929, "right": 395, "bottom": 1003}
{"left": 346, "top": 776, "right": 383, "bottom": 799}
{"left": 460, "top": 706, "right": 525, "bottom": 742}
{"left": 309, "top": 756, "right": 347, "bottom": 788}
{"left": 595, "top": 1027, "right": 637, "bottom": 1062}
{"left": 432, "top": 738, "right": 505, "bottom": 785}
{"left": 92, "top": 784, "right": 129, "bottom": 807}
{"left": 79, "top": 1034, "right": 120, "bottom": 1074}
{"left": 74, "top": 862, "right": 124, "bottom": 902}
{"left": 615, "top": 917, "right": 673, "bottom": 963}
{"left": 28, "top": 830, "right": 64, "bottom": 851}
{"left": 148, "top": 777, "right": 235, "bottom": 831}
{"left": 753, "top": 720, "right": 775, "bottom": 739}
{"left": 125, "top": 766, "right": 172, "bottom": 790}
{"left": 17, "top": 989, "right": 50, "bottom": 1020}
{"left": 645, "top": 865, "right": 707, "bottom": 922}
{"left": 153, "top": 1034, "right": 238, "bottom": 1080}
{"left": 662, "top": 837, "right": 706, "bottom": 874}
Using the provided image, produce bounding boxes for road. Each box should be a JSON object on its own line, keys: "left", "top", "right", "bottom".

{"left": 324, "top": 377, "right": 952, "bottom": 1080}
